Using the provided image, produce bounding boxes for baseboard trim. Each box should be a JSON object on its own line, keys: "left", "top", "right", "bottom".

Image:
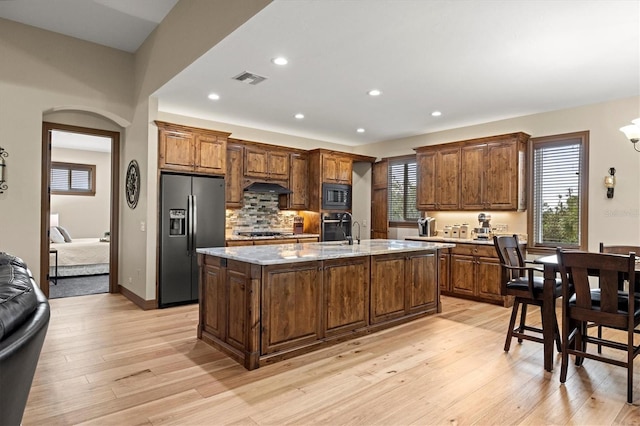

{"left": 118, "top": 285, "right": 157, "bottom": 310}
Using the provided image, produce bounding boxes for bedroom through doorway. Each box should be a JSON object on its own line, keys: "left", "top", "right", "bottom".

{"left": 40, "top": 122, "right": 120, "bottom": 299}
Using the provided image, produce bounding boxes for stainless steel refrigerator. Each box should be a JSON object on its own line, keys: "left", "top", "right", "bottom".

{"left": 159, "top": 173, "right": 225, "bottom": 308}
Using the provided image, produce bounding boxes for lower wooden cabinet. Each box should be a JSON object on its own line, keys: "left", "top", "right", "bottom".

{"left": 198, "top": 249, "right": 441, "bottom": 369}
{"left": 439, "top": 251, "right": 450, "bottom": 293}
{"left": 262, "top": 262, "right": 322, "bottom": 354}
{"left": 323, "top": 257, "right": 369, "bottom": 336}
{"left": 370, "top": 251, "right": 437, "bottom": 323}
{"left": 201, "top": 258, "right": 225, "bottom": 340}
{"left": 441, "top": 243, "right": 511, "bottom": 307}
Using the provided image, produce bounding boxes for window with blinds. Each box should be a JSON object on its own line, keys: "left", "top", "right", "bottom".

{"left": 51, "top": 162, "right": 96, "bottom": 196}
{"left": 529, "top": 132, "right": 588, "bottom": 250}
{"left": 388, "top": 157, "right": 420, "bottom": 224}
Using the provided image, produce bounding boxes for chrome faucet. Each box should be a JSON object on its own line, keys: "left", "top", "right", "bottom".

{"left": 352, "top": 220, "right": 361, "bottom": 245}
{"left": 339, "top": 212, "right": 360, "bottom": 245}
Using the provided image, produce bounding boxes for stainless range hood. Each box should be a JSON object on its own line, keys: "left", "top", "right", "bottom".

{"left": 244, "top": 182, "right": 292, "bottom": 195}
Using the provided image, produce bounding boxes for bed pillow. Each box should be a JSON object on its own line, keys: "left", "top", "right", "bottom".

{"left": 50, "top": 226, "right": 65, "bottom": 243}
{"left": 56, "top": 226, "right": 72, "bottom": 243}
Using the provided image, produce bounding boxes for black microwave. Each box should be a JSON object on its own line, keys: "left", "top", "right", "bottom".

{"left": 322, "top": 183, "right": 351, "bottom": 210}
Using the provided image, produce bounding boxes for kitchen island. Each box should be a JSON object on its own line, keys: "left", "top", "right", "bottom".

{"left": 196, "top": 239, "right": 454, "bottom": 369}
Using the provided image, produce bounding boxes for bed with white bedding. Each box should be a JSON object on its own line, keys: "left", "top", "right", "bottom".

{"left": 50, "top": 238, "right": 110, "bottom": 277}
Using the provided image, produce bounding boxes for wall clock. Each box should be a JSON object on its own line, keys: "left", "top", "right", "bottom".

{"left": 126, "top": 160, "right": 140, "bottom": 209}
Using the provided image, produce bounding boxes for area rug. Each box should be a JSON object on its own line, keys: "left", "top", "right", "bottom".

{"left": 49, "top": 274, "right": 109, "bottom": 299}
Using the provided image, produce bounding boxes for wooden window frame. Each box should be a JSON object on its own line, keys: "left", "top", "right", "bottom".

{"left": 51, "top": 161, "right": 96, "bottom": 196}
{"left": 527, "top": 131, "right": 589, "bottom": 253}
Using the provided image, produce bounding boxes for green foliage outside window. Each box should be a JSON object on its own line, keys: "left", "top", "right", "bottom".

{"left": 541, "top": 188, "right": 579, "bottom": 245}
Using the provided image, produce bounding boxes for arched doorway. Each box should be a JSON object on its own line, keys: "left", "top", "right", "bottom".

{"left": 40, "top": 122, "right": 120, "bottom": 298}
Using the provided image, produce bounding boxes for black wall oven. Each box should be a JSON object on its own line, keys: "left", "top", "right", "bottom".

{"left": 322, "top": 183, "right": 351, "bottom": 210}
{"left": 321, "top": 212, "right": 352, "bottom": 241}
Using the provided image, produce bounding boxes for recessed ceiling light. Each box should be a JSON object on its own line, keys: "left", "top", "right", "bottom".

{"left": 294, "top": 113, "right": 304, "bottom": 119}
{"left": 357, "top": 128, "right": 365, "bottom": 133}
{"left": 272, "top": 57, "right": 288, "bottom": 65}
{"left": 208, "top": 93, "right": 220, "bottom": 100}
{"left": 431, "top": 111, "right": 442, "bottom": 117}
{"left": 368, "top": 89, "right": 382, "bottom": 96}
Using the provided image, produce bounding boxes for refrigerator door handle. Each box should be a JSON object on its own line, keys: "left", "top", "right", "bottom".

{"left": 191, "top": 195, "right": 197, "bottom": 255}
{"left": 187, "top": 195, "right": 193, "bottom": 255}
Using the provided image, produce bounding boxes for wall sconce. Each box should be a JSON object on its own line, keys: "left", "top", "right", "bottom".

{"left": 0, "top": 146, "right": 7, "bottom": 193}
{"left": 619, "top": 118, "right": 640, "bottom": 152}
{"left": 604, "top": 167, "right": 616, "bottom": 199}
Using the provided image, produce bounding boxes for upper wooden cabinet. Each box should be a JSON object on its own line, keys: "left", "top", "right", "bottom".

{"left": 279, "top": 152, "right": 308, "bottom": 210}
{"left": 416, "top": 146, "right": 460, "bottom": 210}
{"left": 244, "top": 146, "right": 289, "bottom": 180}
{"left": 156, "top": 121, "right": 229, "bottom": 175}
{"left": 307, "top": 149, "right": 376, "bottom": 212}
{"left": 226, "top": 140, "right": 244, "bottom": 208}
{"left": 415, "top": 132, "right": 529, "bottom": 211}
{"left": 322, "top": 153, "right": 352, "bottom": 184}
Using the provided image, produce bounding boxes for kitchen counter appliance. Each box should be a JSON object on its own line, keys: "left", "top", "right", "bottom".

{"left": 418, "top": 217, "right": 436, "bottom": 236}
{"left": 474, "top": 213, "right": 492, "bottom": 240}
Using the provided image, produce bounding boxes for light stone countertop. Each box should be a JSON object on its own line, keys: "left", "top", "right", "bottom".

{"left": 197, "top": 239, "right": 455, "bottom": 266}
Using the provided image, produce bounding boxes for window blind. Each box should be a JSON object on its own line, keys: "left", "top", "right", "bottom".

{"left": 532, "top": 141, "right": 582, "bottom": 247}
{"left": 51, "top": 162, "right": 95, "bottom": 195}
{"left": 388, "top": 159, "right": 420, "bottom": 223}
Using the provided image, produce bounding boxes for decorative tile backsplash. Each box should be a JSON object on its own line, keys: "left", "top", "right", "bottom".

{"left": 226, "top": 192, "right": 296, "bottom": 235}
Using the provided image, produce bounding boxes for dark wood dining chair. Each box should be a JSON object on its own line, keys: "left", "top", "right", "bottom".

{"left": 557, "top": 248, "right": 640, "bottom": 404}
{"left": 591, "top": 243, "right": 640, "bottom": 352}
{"left": 493, "top": 235, "right": 562, "bottom": 354}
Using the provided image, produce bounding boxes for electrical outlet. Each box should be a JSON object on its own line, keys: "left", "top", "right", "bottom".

{"left": 494, "top": 223, "right": 508, "bottom": 232}
{"left": 128, "top": 277, "right": 132, "bottom": 284}
{"left": 140, "top": 221, "right": 146, "bottom": 232}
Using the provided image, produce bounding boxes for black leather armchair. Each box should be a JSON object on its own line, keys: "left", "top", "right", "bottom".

{"left": 0, "top": 252, "right": 50, "bottom": 426}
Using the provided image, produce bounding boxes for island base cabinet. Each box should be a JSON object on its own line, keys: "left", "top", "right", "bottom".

{"left": 407, "top": 252, "right": 438, "bottom": 314}
{"left": 261, "top": 262, "right": 322, "bottom": 355}
{"left": 200, "top": 256, "right": 225, "bottom": 340}
{"left": 370, "top": 252, "right": 438, "bottom": 324}
{"left": 324, "top": 257, "right": 369, "bottom": 337}
{"left": 199, "top": 250, "right": 441, "bottom": 370}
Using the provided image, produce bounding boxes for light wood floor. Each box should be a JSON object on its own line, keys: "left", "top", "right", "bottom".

{"left": 23, "top": 294, "right": 640, "bottom": 425}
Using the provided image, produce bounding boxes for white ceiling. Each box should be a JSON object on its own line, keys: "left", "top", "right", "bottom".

{"left": 51, "top": 131, "right": 111, "bottom": 153}
{"left": 0, "top": 0, "right": 178, "bottom": 52}
{"left": 1, "top": 0, "right": 639, "bottom": 146}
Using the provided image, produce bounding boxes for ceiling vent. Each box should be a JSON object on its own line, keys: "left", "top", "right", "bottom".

{"left": 233, "top": 71, "right": 267, "bottom": 85}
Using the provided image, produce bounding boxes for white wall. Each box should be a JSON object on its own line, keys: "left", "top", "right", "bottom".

{"left": 0, "top": 17, "right": 134, "bottom": 280}
{"left": 352, "top": 162, "right": 371, "bottom": 240}
{"left": 51, "top": 147, "right": 111, "bottom": 238}
{"left": 355, "top": 96, "right": 640, "bottom": 250}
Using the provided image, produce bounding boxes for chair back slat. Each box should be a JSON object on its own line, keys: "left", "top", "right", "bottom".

{"left": 600, "top": 269, "right": 622, "bottom": 313}
{"left": 570, "top": 266, "right": 593, "bottom": 309}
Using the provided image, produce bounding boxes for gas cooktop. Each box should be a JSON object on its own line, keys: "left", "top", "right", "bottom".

{"left": 236, "top": 231, "right": 293, "bottom": 237}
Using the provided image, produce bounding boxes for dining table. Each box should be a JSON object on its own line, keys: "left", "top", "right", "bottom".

{"left": 533, "top": 253, "right": 640, "bottom": 372}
